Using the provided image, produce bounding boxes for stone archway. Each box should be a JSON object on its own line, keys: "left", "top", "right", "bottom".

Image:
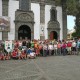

{"left": 14, "top": 10, "right": 34, "bottom": 40}
{"left": 18, "top": 25, "right": 31, "bottom": 40}
{"left": 47, "top": 21, "right": 60, "bottom": 40}
{"left": 15, "top": 22, "right": 34, "bottom": 40}
{"left": 50, "top": 31, "right": 58, "bottom": 40}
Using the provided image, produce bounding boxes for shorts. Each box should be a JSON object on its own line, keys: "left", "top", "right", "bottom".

{"left": 67, "top": 47, "right": 71, "bottom": 51}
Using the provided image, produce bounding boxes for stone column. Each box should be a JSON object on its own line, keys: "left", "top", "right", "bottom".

{"left": 2, "top": 0, "right": 9, "bottom": 40}
{"left": 62, "top": 6, "right": 67, "bottom": 40}
{"left": 40, "top": 1, "right": 45, "bottom": 40}
{"left": 19, "top": 0, "right": 30, "bottom": 11}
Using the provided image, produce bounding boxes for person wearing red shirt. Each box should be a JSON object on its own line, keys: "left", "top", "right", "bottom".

{"left": 62, "top": 42, "right": 67, "bottom": 56}
{"left": 21, "top": 50, "right": 26, "bottom": 59}
{"left": 11, "top": 49, "right": 18, "bottom": 59}
{"left": 67, "top": 40, "right": 72, "bottom": 55}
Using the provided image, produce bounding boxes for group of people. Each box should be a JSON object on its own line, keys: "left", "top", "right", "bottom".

{"left": 0, "top": 38, "right": 80, "bottom": 60}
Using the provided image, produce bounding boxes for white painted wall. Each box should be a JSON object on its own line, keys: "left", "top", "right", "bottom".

{"left": 45, "top": 5, "right": 51, "bottom": 39}
{"left": 8, "top": 0, "right": 19, "bottom": 40}
{"left": 0, "top": 0, "right": 63, "bottom": 40}
{"left": 0, "top": 0, "right": 2, "bottom": 40}
{"left": 31, "top": 3, "right": 40, "bottom": 40}
{"left": 8, "top": 2, "right": 40, "bottom": 40}
{"left": 56, "top": 6, "right": 63, "bottom": 40}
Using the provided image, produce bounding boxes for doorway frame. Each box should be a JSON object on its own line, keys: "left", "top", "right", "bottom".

{"left": 14, "top": 10, "right": 34, "bottom": 40}
{"left": 15, "top": 23, "right": 34, "bottom": 40}
{"left": 18, "top": 25, "right": 31, "bottom": 40}
{"left": 50, "top": 31, "right": 58, "bottom": 40}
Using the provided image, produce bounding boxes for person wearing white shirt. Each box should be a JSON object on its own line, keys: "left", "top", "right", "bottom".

{"left": 72, "top": 40, "right": 77, "bottom": 55}
{"left": 54, "top": 42, "right": 58, "bottom": 56}
{"left": 48, "top": 43, "right": 53, "bottom": 56}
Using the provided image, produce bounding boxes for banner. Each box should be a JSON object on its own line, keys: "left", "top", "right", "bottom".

{"left": 0, "top": 16, "right": 10, "bottom": 31}
{"left": 5, "top": 41, "right": 13, "bottom": 53}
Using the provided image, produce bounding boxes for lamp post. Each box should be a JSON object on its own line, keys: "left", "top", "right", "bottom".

{"left": 40, "top": 25, "right": 45, "bottom": 40}
{"left": 41, "top": 27, "right": 44, "bottom": 35}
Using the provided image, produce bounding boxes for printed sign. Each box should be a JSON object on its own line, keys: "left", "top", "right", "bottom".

{"left": 0, "top": 16, "right": 10, "bottom": 31}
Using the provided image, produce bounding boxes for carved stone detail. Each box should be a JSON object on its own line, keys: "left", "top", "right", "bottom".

{"left": 15, "top": 10, "right": 34, "bottom": 22}
{"left": 16, "top": 13, "right": 33, "bottom": 22}
{"left": 31, "top": 0, "right": 55, "bottom": 5}
{"left": 48, "top": 21, "right": 60, "bottom": 29}
{"left": 15, "top": 10, "right": 34, "bottom": 40}
{"left": 47, "top": 20, "right": 60, "bottom": 39}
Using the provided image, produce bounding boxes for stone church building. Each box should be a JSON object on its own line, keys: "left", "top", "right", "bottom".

{"left": 0, "top": 0, "right": 67, "bottom": 40}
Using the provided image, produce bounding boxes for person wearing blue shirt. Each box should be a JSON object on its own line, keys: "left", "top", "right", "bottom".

{"left": 27, "top": 48, "right": 32, "bottom": 58}
{"left": 76, "top": 39, "right": 80, "bottom": 55}
{"left": 27, "top": 48, "right": 32, "bottom": 54}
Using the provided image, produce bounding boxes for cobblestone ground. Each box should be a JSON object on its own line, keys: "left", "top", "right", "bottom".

{"left": 0, "top": 55, "right": 80, "bottom": 80}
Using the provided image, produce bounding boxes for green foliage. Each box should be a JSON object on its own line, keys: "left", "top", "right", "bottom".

{"left": 55, "top": 0, "right": 61, "bottom": 5}
{"left": 66, "top": 0, "right": 78, "bottom": 16}
{"left": 55, "top": 0, "right": 80, "bottom": 38}
{"left": 72, "top": 27, "right": 80, "bottom": 38}
{"left": 75, "top": 7, "right": 80, "bottom": 26}
{"left": 73, "top": 7, "right": 80, "bottom": 38}
{"left": 55, "top": 0, "right": 79, "bottom": 16}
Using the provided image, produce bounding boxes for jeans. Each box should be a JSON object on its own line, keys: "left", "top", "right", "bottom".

{"left": 62, "top": 48, "right": 66, "bottom": 56}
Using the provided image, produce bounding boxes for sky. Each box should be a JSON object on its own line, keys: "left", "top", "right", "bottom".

{"left": 67, "top": 15, "right": 76, "bottom": 30}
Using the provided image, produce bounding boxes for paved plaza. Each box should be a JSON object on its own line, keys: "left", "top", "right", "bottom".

{"left": 0, "top": 56, "right": 80, "bottom": 80}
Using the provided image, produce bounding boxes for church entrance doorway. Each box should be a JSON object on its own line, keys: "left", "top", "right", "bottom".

{"left": 18, "top": 25, "right": 31, "bottom": 40}
{"left": 50, "top": 31, "right": 58, "bottom": 40}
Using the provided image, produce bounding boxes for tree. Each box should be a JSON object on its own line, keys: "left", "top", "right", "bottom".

{"left": 55, "top": 0, "right": 79, "bottom": 16}
{"left": 72, "top": 6, "right": 80, "bottom": 38}
{"left": 55, "top": 0, "right": 80, "bottom": 38}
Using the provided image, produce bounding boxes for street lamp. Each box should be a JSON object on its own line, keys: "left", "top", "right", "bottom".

{"left": 41, "top": 27, "right": 44, "bottom": 31}
{"left": 41, "top": 27, "right": 44, "bottom": 36}
{"left": 40, "top": 26, "right": 45, "bottom": 40}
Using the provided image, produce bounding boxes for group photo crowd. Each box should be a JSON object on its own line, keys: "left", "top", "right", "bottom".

{"left": 0, "top": 38, "right": 80, "bottom": 60}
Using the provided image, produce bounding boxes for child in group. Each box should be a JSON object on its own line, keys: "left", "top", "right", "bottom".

{"left": 0, "top": 51, "right": 5, "bottom": 60}
{"left": 30, "top": 51, "right": 36, "bottom": 59}
{"left": 27, "top": 48, "right": 32, "bottom": 58}
{"left": 11, "top": 49, "right": 18, "bottom": 59}
{"left": 18, "top": 49, "right": 21, "bottom": 59}
{"left": 5, "top": 53, "right": 11, "bottom": 60}
{"left": 4, "top": 49, "right": 11, "bottom": 60}
{"left": 27, "top": 48, "right": 36, "bottom": 59}
{"left": 21, "top": 50, "right": 26, "bottom": 59}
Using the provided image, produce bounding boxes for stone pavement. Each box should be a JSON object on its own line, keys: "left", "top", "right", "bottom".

{"left": 0, "top": 56, "right": 80, "bottom": 80}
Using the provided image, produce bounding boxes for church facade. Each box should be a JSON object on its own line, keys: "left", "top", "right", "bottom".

{"left": 0, "top": 0, "right": 67, "bottom": 40}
